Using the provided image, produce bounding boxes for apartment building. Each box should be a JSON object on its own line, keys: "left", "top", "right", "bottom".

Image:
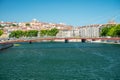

{"left": 78, "top": 21, "right": 117, "bottom": 38}
{"left": 79, "top": 24, "right": 101, "bottom": 38}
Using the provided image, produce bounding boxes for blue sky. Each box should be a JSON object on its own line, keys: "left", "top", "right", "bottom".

{"left": 0, "top": 0, "right": 120, "bottom": 26}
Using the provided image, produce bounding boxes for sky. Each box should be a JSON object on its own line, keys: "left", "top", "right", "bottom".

{"left": 0, "top": 0, "right": 120, "bottom": 26}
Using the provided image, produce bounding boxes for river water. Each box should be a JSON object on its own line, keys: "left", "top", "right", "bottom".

{"left": 0, "top": 42, "right": 120, "bottom": 80}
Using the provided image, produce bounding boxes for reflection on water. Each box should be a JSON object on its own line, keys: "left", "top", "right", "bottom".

{"left": 0, "top": 42, "right": 120, "bottom": 80}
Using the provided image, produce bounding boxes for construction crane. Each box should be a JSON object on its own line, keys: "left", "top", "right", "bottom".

{"left": 108, "top": 13, "right": 120, "bottom": 24}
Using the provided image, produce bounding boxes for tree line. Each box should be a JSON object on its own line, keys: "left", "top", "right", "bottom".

{"left": 100, "top": 24, "right": 120, "bottom": 37}
{"left": 40, "top": 28, "right": 59, "bottom": 36}
{"left": 9, "top": 28, "right": 59, "bottom": 38}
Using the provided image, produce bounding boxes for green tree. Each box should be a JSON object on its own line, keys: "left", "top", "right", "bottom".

{"left": 9, "top": 30, "right": 24, "bottom": 38}
{"left": 100, "top": 24, "right": 120, "bottom": 37}
{"left": 107, "top": 27, "right": 115, "bottom": 37}
{"left": 100, "top": 26, "right": 110, "bottom": 36}
{"left": 23, "top": 31, "right": 28, "bottom": 37}
{"left": 50, "top": 28, "right": 59, "bottom": 36}
{"left": 9, "top": 30, "right": 38, "bottom": 38}
{"left": 40, "top": 30, "right": 48, "bottom": 36}
{"left": 0, "top": 30, "right": 3, "bottom": 36}
{"left": 15, "top": 30, "right": 23, "bottom": 38}
{"left": 115, "top": 24, "right": 120, "bottom": 37}
{"left": 25, "top": 23, "right": 30, "bottom": 26}
{"left": 9, "top": 31, "right": 16, "bottom": 38}
{"left": 25, "top": 30, "right": 38, "bottom": 37}
{"left": 40, "top": 28, "right": 59, "bottom": 37}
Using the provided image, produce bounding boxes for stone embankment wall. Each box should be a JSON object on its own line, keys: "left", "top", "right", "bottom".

{"left": 0, "top": 43, "right": 13, "bottom": 50}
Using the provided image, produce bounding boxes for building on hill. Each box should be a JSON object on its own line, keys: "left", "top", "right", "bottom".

{"left": 1, "top": 19, "right": 119, "bottom": 38}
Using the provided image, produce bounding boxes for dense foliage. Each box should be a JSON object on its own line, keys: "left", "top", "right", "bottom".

{"left": 9, "top": 30, "right": 24, "bottom": 38}
{"left": 40, "top": 28, "right": 59, "bottom": 36}
{"left": 25, "top": 30, "right": 38, "bottom": 37}
{"left": 9, "top": 30, "right": 38, "bottom": 38}
{"left": 100, "top": 24, "right": 120, "bottom": 37}
{"left": 9, "top": 28, "right": 59, "bottom": 38}
{"left": 0, "top": 30, "right": 3, "bottom": 36}
{"left": 40, "top": 30, "right": 48, "bottom": 36}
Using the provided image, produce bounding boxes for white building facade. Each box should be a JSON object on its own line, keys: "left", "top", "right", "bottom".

{"left": 79, "top": 24, "right": 103, "bottom": 38}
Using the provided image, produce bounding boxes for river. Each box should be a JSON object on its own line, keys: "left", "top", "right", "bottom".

{"left": 0, "top": 42, "right": 120, "bottom": 80}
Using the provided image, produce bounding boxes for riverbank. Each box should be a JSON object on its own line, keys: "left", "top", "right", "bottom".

{"left": 0, "top": 37, "right": 120, "bottom": 45}
{"left": 89, "top": 40, "right": 120, "bottom": 44}
{"left": 0, "top": 43, "right": 13, "bottom": 50}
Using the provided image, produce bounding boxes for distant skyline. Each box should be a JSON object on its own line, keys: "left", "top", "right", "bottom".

{"left": 0, "top": 0, "right": 120, "bottom": 26}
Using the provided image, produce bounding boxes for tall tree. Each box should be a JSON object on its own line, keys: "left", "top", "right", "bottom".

{"left": 100, "top": 27, "right": 110, "bottom": 36}
{"left": 100, "top": 24, "right": 120, "bottom": 37}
